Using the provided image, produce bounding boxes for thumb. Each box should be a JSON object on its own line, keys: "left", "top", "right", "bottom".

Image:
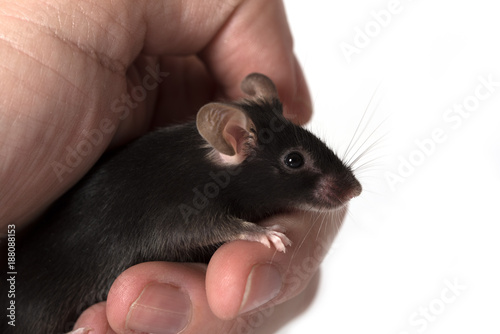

{"left": 107, "top": 262, "right": 219, "bottom": 333}
{"left": 73, "top": 262, "right": 229, "bottom": 334}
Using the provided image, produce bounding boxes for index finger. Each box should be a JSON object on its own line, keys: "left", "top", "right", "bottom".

{"left": 199, "top": 0, "right": 312, "bottom": 124}
{"left": 137, "top": 0, "right": 312, "bottom": 123}
{"left": 206, "top": 209, "right": 346, "bottom": 320}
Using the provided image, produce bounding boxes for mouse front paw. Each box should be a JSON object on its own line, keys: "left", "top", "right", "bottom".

{"left": 238, "top": 224, "right": 292, "bottom": 253}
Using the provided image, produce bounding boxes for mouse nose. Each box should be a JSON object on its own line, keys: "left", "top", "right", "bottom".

{"left": 344, "top": 178, "right": 362, "bottom": 201}
{"left": 346, "top": 183, "right": 362, "bottom": 200}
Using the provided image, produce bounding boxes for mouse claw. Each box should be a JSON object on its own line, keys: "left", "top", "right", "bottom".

{"left": 257, "top": 233, "right": 272, "bottom": 249}
{"left": 238, "top": 224, "right": 292, "bottom": 253}
{"left": 265, "top": 224, "right": 292, "bottom": 253}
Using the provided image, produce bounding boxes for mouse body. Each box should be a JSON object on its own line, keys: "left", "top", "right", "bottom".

{"left": 1, "top": 73, "right": 361, "bottom": 333}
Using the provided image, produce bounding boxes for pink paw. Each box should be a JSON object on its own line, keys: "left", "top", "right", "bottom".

{"left": 239, "top": 224, "right": 292, "bottom": 253}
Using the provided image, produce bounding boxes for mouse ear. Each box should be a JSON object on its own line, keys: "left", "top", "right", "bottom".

{"left": 196, "top": 103, "right": 255, "bottom": 159}
{"left": 241, "top": 73, "right": 279, "bottom": 101}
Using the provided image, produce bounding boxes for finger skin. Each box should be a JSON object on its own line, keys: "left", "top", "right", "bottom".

{"left": 106, "top": 262, "right": 224, "bottom": 334}
{"left": 0, "top": 0, "right": 311, "bottom": 230}
{"left": 207, "top": 210, "right": 345, "bottom": 319}
{"left": 198, "top": 0, "right": 312, "bottom": 123}
{"left": 73, "top": 302, "right": 115, "bottom": 334}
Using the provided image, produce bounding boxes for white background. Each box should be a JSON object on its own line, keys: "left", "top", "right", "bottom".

{"left": 278, "top": 1, "right": 500, "bottom": 333}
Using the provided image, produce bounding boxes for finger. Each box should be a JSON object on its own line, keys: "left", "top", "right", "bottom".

{"left": 133, "top": 0, "right": 312, "bottom": 123}
{"left": 206, "top": 209, "right": 346, "bottom": 320}
{"left": 198, "top": 0, "right": 312, "bottom": 124}
{"left": 148, "top": 55, "right": 215, "bottom": 128}
{"left": 71, "top": 302, "right": 116, "bottom": 334}
{"left": 233, "top": 270, "right": 321, "bottom": 334}
{"left": 116, "top": 0, "right": 311, "bottom": 137}
{"left": 105, "top": 262, "right": 230, "bottom": 334}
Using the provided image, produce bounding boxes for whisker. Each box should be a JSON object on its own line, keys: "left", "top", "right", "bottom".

{"left": 285, "top": 206, "right": 318, "bottom": 274}
{"left": 326, "top": 211, "right": 338, "bottom": 241}
{"left": 341, "top": 206, "right": 357, "bottom": 226}
{"left": 345, "top": 117, "right": 389, "bottom": 168}
{"left": 316, "top": 210, "right": 328, "bottom": 241}
{"left": 348, "top": 131, "right": 389, "bottom": 169}
{"left": 352, "top": 157, "right": 386, "bottom": 173}
{"left": 343, "top": 83, "right": 382, "bottom": 161}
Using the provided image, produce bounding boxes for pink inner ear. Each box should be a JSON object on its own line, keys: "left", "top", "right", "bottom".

{"left": 223, "top": 122, "right": 248, "bottom": 155}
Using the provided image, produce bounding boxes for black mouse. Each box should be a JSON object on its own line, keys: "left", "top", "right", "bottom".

{"left": 0, "top": 73, "right": 361, "bottom": 333}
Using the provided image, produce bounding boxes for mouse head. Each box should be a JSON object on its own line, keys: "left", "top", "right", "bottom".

{"left": 196, "top": 73, "right": 361, "bottom": 212}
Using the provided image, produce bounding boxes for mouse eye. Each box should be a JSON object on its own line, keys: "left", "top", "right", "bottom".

{"left": 284, "top": 152, "right": 304, "bottom": 169}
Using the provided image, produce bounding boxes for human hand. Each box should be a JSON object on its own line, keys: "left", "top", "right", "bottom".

{"left": 0, "top": 0, "right": 311, "bottom": 228}
{"left": 71, "top": 210, "right": 345, "bottom": 334}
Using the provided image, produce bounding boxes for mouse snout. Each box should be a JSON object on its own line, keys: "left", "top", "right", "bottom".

{"left": 336, "top": 175, "right": 362, "bottom": 203}
{"left": 315, "top": 173, "right": 362, "bottom": 208}
{"left": 345, "top": 178, "right": 362, "bottom": 200}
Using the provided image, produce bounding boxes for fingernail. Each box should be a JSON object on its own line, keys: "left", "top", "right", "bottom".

{"left": 239, "top": 263, "right": 282, "bottom": 315}
{"left": 126, "top": 283, "right": 192, "bottom": 334}
{"left": 67, "top": 328, "right": 92, "bottom": 334}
